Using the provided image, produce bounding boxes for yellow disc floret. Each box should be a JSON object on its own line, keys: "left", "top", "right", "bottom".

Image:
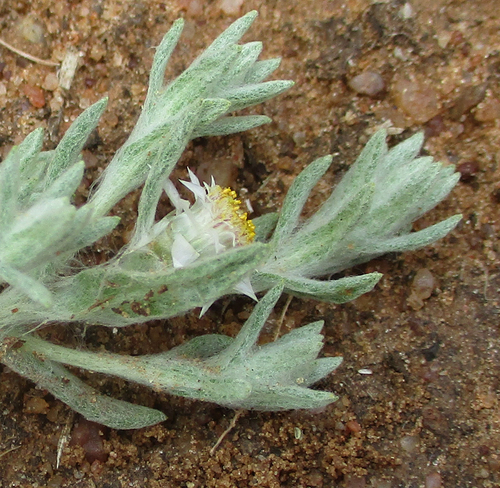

{"left": 208, "top": 185, "right": 256, "bottom": 244}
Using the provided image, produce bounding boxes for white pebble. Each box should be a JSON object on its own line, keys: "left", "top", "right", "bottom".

{"left": 358, "top": 368, "right": 373, "bottom": 375}
{"left": 219, "top": 0, "right": 244, "bottom": 15}
{"left": 349, "top": 72, "right": 385, "bottom": 97}
{"left": 425, "top": 472, "right": 442, "bottom": 488}
{"left": 400, "top": 435, "right": 420, "bottom": 453}
{"left": 400, "top": 3, "right": 415, "bottom": 19}
{"left": 42, "top": 72, "right": 59, "bottom": 91}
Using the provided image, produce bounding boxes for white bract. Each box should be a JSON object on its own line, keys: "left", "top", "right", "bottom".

{"left": 155, "top": 170, "right": 255, "bottom": 263}
{"left": 150, "top": 169, "right": 258, "bottom": 312}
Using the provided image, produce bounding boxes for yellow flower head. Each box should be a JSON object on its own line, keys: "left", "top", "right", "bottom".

{"left": 206, "top": 185, "right": 256, "bottom": 245}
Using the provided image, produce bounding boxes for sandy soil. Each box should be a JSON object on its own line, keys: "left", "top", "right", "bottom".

{"left": 0, "top": 0, "right": 499, "bottom": 487}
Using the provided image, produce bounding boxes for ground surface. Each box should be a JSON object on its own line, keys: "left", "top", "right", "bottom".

{"left": 0, "top": 0, "right": 499, "bottom": 487}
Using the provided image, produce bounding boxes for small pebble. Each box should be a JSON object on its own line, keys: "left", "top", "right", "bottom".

{"left": 16, "top": 57, "right": 29, "bottom": 69}
{"left": 491, "top": 184, "right": 500, "bottom": 204}
{"left": 89, "top": 44, "right": 106, "bottom": 62}
{"left": 393, "top": 46, "right": 408, "bottom": 61}
{"left": 400, "top": 435, "right": 420, "bottom": 453}
{"left": 437, "top": 31, "right": 452, "bottom": 49}
{"left": 292, "top": 131, "right": 307, "bottom": 146}
{"left": 345, "top": 420, "right": 362, "bottom": 434}
{"left": 112, "top": 52, "right": 124, "bottom": 68}
{"left": 74, "top": 470, "right": 85, "bottom": 480}
{"left": 422, "top": 406, "right": 447, "bottom": 434}
{"left": 17, "top": 16, "right": 46, "bottom": 44}
{"left": 23, "top": 84, "right": 45, "bottom": 108}
{"left": 421, "top": 342, "right": 440, "bottom": 362}
{"left": 358, "top": 368, "right": 373, "bottom": 375}
{"left": 103, "top": 112, "right": 119, "bottom": 128}
{"left": 425, "top": 115, "right": 445, "bottom": 138}
{"left": 400, "top": 3, "right": 415, "bottom": 19}
{"left": 449, "top": 30, "right": 465, "bottom": 48}
{"left": 457, "top": 161, "right": 479, "bottom": 182}
{"left": 71, "top": 418, "right": 108, "bottom": 463}
{"left": 425, "top": 472, "right": 442, "bottom": 488}
{"left": 46, "top": 405, "right": 60, "bottom": 423}
{"left": 219, "top": 0, "right": 244, "bottom": 15}
{"left": 392, "top": 78, "right": 439, "bottom": 124}
{"left": 130, "top": 83, "right": 144, "bottom": 97}
{"left": 78, "top": 97, "right": 92, "bottom": 109}
{"left": 449, "top": 84, "right": 487, "bottom": 120}
{"left": 78, "top": 6, "right": 90, "bottom": 17}
{"left": 474, "top": 97, "right": 500, "bottom": 122}
{"left": 47, "top": 474, "right": 64, "bottom": 488}
{"left": 408, "top": 268, "right": 435, "bottom": 310}
{"left": 82, "top": 150, "right": 99, "bottom": 169}
{"left": 42, "top": 72, "right": 59, "bottom": 91}
{"left": 478, "top": 445, "right": 491, "bottom": 456}
{"left": 488, "top": 454, "right": 500, "bottom": 471}
{"left": 24, "top": 396, "right": 50, "bottom": 414}
{"left": 371, "top": 481, "right": 392, "bottom": 488}
{"left": 305, "top": 469, "right": 324, "bottom": 487}
{"left": 345, "top": 476, "right": 366, "bottom": 488}
{"left": 178, "top": 0, "right": 203, "bottom": 16}
{"left": 412, "top": 269, "right": 435, "bottom": 300}
{"left": 49, "top": 92, "right": 64, "bottom": 112}
{"left": 349, "top": 71, "right": 385, "bottom": 97}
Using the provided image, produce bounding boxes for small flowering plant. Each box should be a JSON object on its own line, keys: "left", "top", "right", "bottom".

{"left": 0, "top": 12, "right": 461, "bottom": 429}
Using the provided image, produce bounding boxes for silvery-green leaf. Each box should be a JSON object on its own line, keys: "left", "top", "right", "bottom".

{"left": 220, "top": 41, "right": 263, "bottom": 87}
{"left": 144, "top": 18, "right": 184, "bottom": 112}
{"left": 46, "top": 98, "right": 107, "bottom": 183}
{"left": 253, "top": 212, "right": 279, "bottom": 242}
{"left": 305, "top": 129, "right": 387, "bottom": 232}
{"left": 417, "top": 166, "right": 460, "bottom": 217}
{"left": 0, "top": 198, "right": 76, "bottom": 269}
{"left": 271, "top": 155, "right": 332, "bottom": 248}
{"left": 283, "top": 184, "right": 374, "bottom": 273}
{"left": 244, "top": 58, "right": 282, "bottom": 84}
{"left": 17, "top": 127, "right": 44, "bottom": 174}
{"left": 0, "top": 148, "right": 20, "bottom": 232}
{"left": 3, "top": 343, "right": 166, "bottom": 429}
{"left": 202, "top": 10, "right": 258, "bottom": 57}
{"left": 91, "top": 100, "right": 203, "bottom": 217}
{"left": 213, "top": 283, "right": 284, "bottom": 368}
{"left": 0, "top": 261, "right": 53, "bottom": 307}
{"left": 191, "top": 115, "right": 271, "bottom": 138}
{"left": 371, "top": 214, "right": 462, "bottom": 254}
{"left": 382, "top": 131, "right": 424, "bottom": 173}
{"left": 31, "top": 161, "right": 84, "bottom": 202}
{"left": 65, "top": 214, "right": 120, "bottom": 252}
{"left": 196, "top": 98, "right": 232, "bottom": 127}
{"left": 54, "top": 243, "right": 267, "bottom": 327}
{"left": 253, "top": 272, "right": 382, "bottom": 303}
{"left": 169, "top": 46, "right": 240, "bottom": 112}
{"left": 225, "top": 80, "right": 294, "bottom": 112}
